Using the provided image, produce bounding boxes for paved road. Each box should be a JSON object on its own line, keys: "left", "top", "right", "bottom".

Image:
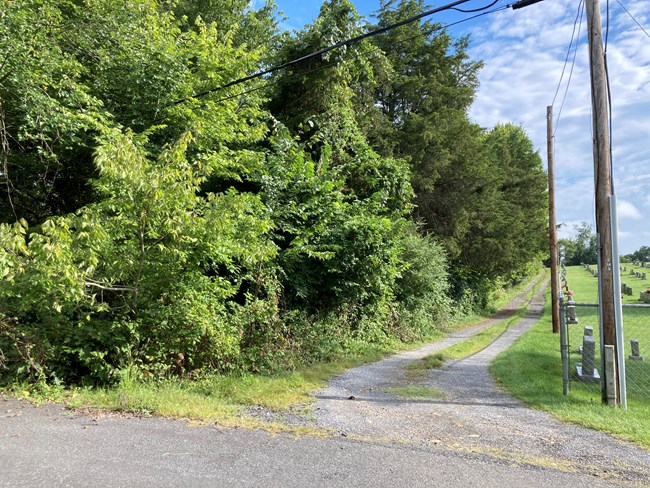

{"left": 1, "top": 279, "right": 649, "bottom": 487}
{"left": 0, "top": 397, "right": 628, "bottom": 488}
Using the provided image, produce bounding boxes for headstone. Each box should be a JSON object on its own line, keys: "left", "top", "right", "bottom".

{"left": 629, "top": 339, "right": 644, "bottom": 361}
{"left": 577, "top": 335, "right": 600, "bottom": 382}
{"left": 583, "top": 326, "right": 593, "bottom": 337}
{"left": 643, "top": 273, "right": 647, "bottom": 280}
{"left": 631, "top": 269, "right": 636, "bottom": 275}
{"left": 566, "top": 299, "right": 579, "bottom": 324}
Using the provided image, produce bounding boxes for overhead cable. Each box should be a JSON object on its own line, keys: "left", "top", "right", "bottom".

{"left": 552, "top": 0, "right": 585, "bottom": 135}
{"left": 616, "top": 0, "right": 650, "bottom": 39}
{"left": 208, "top": 3, "right": 510, "bottom": 106}
{"left": 174, "top": 0, "right": 499, "bottom": 105}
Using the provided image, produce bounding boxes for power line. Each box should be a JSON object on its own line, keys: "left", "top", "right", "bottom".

{"left": 616, "top": 0, "right": 650, "bottom": 40}
{"left": 606, "top": 0, "right": 650, "bottom": 192}
{"left": 604, "top": 0, "right": 614, "bottom": 192}
{"left": 451, "top": 0, "right": 500, "bottom": 13}
{"left": 551, "top": 0, "right": 585, "bottom": 108}
{"left": 552, "top": 0, "right": 585, "bottom": 135}
{"left": 174, "top": 0, "right": 506, "bottom": 105}
{"left": 207, "top": 3, "right": 510, "bottom": 107}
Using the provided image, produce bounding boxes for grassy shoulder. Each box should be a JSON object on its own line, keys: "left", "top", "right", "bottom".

{"left": 490, "top": 285, "right": 650, "bottom": 449}
{"left": 3, "top": 338, "right": 441, "bottom": 429}
{"left": 2, "top": 270, "right": 546, "bottom": 428}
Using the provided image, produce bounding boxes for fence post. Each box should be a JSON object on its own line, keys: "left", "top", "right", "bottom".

{"left": 604, "top": 345, "right": 617, "bottom": 406}
{"left": 610, "top": 195, "right": 627, "bottom": 409}
{"left": 559, "top": 294, "right": 569, "bottom": 395}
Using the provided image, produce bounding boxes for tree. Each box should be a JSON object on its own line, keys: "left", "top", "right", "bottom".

{"left": 561, "top": 222, "right": 598, "bottom": 265}
{"left": 265, "top": 0, "right": 415, "bottom": 311}
{"left": 1, "top": 0, "right": 454, "bottom": 383}
{"left": 624, "top": 245, "right": 650, "bottom": 263}
{"left": 360, "top": 1, "right": 546, "bottom": 303}
{"left": 0, "top": 0, "right": 280, "bottom": 381}
{"left": 467, "top": 124, "right": 548, "bottom": 280}
{"left": 360, "top": 0, "right": 489, "bottom": 267}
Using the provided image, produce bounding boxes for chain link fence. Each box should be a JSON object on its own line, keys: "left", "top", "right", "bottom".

{"left": 562, "top": 300, "right": 650, "bottom": 406}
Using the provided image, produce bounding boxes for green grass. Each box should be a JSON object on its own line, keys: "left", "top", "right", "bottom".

{"left": 492, "top": 270, "right": 547, "bottom": 309}
{"left": 3, "top": 270, "right": 548, "bottom": 430}
{"left": 406, "top": 271, "right": 546, "bottom": 379}
{"left": 3, "top": 343, "right": 403, "bottom": 430}
{"left": 566, "top": 263, "right": 650, "bottom": 304}
{"left": 383, "top": 385, "right": 445, "bottom": 399}
{"left": 491, "top": 282, "right": 650, "bottom": 449}
{"left": 405, "top": 353, "right": 446, "bottom": 379}
{"left": 15, "top": 339, "right": 450, "bottom": 429}
{"left": 563, "top": 264, "right": 650, "bottom": 406}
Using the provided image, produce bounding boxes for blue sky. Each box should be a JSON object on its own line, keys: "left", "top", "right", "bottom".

{"left": 268, "top": 0, "right": 650, "bottom": 254}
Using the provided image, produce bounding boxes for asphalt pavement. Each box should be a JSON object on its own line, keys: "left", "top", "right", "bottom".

{"left": 0, "top": 397, "right": 627, "bottom": 487}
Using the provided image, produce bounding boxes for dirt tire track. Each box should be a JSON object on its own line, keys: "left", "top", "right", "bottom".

{"left": 312, "top": 279, "right": 650, "bottom": 485}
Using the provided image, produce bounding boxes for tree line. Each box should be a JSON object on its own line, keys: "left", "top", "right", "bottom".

{"left": 560, "top": 222, "right": 649, "bottom": 265}
{"left": 0, "top": 0, "right": 548, "bottom": 384}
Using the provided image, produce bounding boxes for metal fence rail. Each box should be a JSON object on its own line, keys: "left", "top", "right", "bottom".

{"left": 561, "top": 301, "right": 650, "bottom": 406}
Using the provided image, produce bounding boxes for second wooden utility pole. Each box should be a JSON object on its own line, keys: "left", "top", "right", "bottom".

{"left": 547, "top": 106, "right": 560, "bottom": 334}
{"left": 585, "top": 0, "right": 619, "bottom": 404}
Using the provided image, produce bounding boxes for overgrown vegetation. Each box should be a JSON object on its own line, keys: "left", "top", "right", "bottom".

{"left": 0, "top": 0, "right": 547, "bottom": 388}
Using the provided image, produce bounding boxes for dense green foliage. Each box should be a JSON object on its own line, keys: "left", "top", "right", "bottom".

{"left": 0, "top": 0, "right": 547, "bottom": 385}
{"left": 357, "top": 0, "right": 547, "bottom": 303}
{"left": 559, "top": 222, "right": 598, "bottom": 265}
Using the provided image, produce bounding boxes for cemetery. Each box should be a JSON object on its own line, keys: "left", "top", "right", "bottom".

{"left": 563, "top": 265, "right": 650, "bottom": 406}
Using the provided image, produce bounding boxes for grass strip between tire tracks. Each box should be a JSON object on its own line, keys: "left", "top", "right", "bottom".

{"left": 405, "top": 273, "right": 545, "bottom": 380}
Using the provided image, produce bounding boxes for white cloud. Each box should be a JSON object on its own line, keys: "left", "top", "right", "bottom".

{"left": 464, "top": 0, "right": 650, "bottom": 253}
{"left": 617, "top": 200, "right": 642, "bottom": 219}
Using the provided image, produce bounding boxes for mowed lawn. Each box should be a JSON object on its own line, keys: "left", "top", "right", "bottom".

{"left": 563, "top": 263, "right": 650, "bottom": 305}
{"left": 492, "top": 265, "right": 650, "bottom": 448}
{"left": 563, "top": 264, "right": 650, "bottom": 405}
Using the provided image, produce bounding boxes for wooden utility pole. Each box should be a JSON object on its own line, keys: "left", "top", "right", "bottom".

{"left": 547, "top": 106, "right": 560, "bottom": 334}
{"left": 585, "top": 0, "right": 619, "bottom": 404}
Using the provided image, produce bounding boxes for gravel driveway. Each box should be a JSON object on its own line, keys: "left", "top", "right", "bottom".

{"left": 311, "top": 280, "right": 650, "bottom": 485}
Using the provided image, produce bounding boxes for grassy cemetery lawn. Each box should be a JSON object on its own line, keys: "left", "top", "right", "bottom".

{"left": 563, "top": 264, "right": 650, "bottom": 405}
{"left": 563, "top": 263, "right": 650, "bottom": 305}
{"left": 492, "top": 265, "right": 650, "bottom": 448}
